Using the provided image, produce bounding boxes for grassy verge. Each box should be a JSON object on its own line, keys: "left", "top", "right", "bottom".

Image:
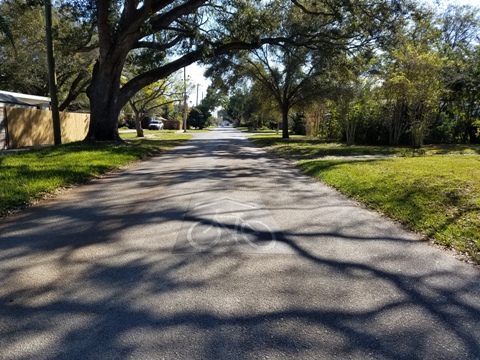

{"left": 250, "top": 135, "right": 480, "bottom": 264}
{"left": 0, "top": 132, "right": 191, "bottom": 217}
{"left": 236, "top": 127, "right": 279, "bottom": 133}
{"left": 249, "top": 135, "right": 480, "bottom": 158}
{"left": 118, "top": 129, "right": 182, "bottom": 139}
{"left": 119, "top": 129, "right": 209, "bottom": 139}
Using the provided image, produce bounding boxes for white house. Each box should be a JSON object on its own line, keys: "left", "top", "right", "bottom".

{"left": 0, "top": 91, "right": 51, "bottom": 150}
{"left": 0, "top": 90, "right": 51, "bottom": 109}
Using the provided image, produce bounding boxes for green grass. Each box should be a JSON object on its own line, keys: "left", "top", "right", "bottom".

{"left": 0, "top": 132, "right": 191, "bottom": 217}
{"left": 119, "top": 129, "right": 209, "bottom": 140}
{"left": 250, "top": 135, "right": 480, "bottom": 158}
{"left": 119, "top": 129, "right": 181, "bottom": 139}
{"left": 237, "top": 127, "right": 279, "bottom": 133}
{"left": 250, "top": 135, "right": 480, "bottom": 263}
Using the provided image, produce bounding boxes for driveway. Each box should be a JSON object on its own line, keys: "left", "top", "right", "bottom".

{"left": 1, "top": 128, "right": 479, "bottom": 359}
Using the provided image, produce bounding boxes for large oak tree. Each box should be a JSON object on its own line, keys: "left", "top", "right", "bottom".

{"left": 68, "top": 0, "right": 282, "bottom": 140}
{"left": 59, "top": 0, "right": 409, "bottom": 141}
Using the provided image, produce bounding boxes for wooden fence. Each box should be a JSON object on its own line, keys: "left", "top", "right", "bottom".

{"left": 3, "top": 107, "right": 89, "bottom": 149}
{"left": 1, "top": 108, "right": 186, "bottom": 149}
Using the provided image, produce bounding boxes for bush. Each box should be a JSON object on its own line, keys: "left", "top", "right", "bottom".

{"left": 291, "top": 112, "right": 307, "bottom": 135}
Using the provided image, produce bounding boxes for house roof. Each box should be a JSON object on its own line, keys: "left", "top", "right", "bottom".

{"left": 0, "top": 91, "right": 51, "bottom": 107}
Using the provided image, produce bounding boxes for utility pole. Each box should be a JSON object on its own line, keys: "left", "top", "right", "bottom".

{"left": 183, "top": 67, "right": 187, "bottom": 133}
{"left": 44, "top": 0, "right": 61, "bottom": 145}
{"left": 196, "top": 84, "right": 199, "bottom": 107}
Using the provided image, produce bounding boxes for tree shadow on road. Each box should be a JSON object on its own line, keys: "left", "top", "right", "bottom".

{"left": 0, "top": 133, "right": 479, "bottom": 359}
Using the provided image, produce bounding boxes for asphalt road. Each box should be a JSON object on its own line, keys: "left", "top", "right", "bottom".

{"left": 1, "top": 128, "right": 479, "bottom": 360}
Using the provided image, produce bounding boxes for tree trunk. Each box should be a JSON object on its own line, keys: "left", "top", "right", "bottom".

{"left": 282, "top": 107, "right": 289, "bottom": 139}
{"left": 85, "top": 61, "right": 124, "bottom": 141}
{"left": 130, "top": 102, "right": 144, "bottom": 137}
{"left": 135, "top": 114, "right": 144, "bottom": 138}
{"left": 345, "top": 120, "right": 356, "bottom": 146}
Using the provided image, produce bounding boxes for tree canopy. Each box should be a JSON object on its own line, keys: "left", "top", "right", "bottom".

{"left": 47, "top": 0, "right": 409, "bottom": 140}
{"left": 2, "top": 0, "right": 477, "bottom": 146}
{"left": 0, "top": 0, "right": 96, "bottom": 110}
{"left": 216, "top": 2, "right": 480, "bottom": 146}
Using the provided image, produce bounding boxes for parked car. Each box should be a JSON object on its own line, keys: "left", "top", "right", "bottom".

{"left": 148, "top": 119, "right": 164, "bottom": 130}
